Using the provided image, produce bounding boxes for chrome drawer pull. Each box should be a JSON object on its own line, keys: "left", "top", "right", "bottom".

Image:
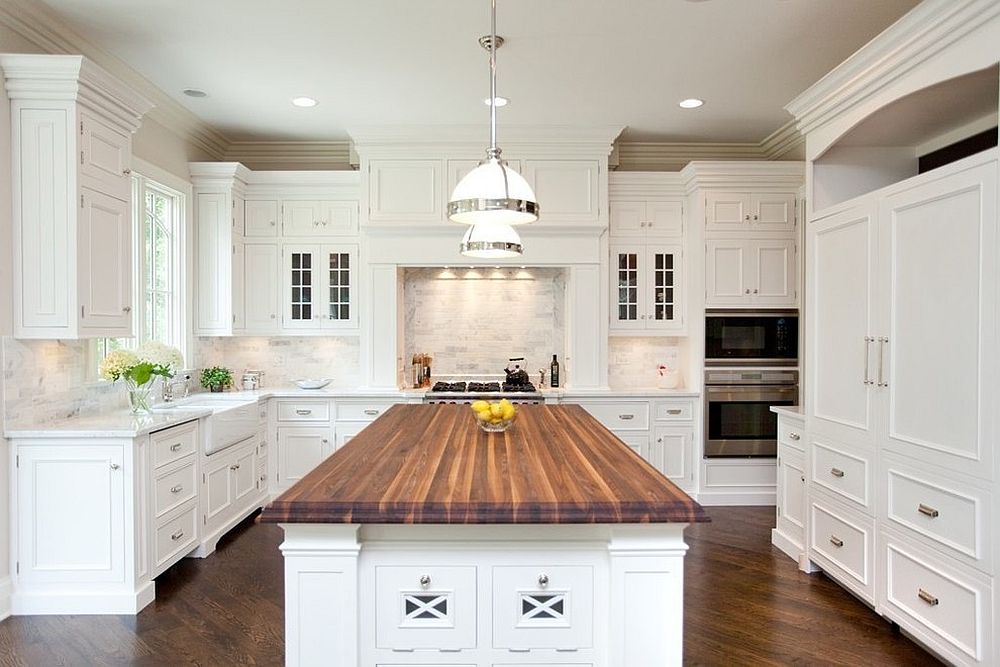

{"left": 830, "top": 468, "right": 845, "bottom": 478}
{"left": 171, "top": 530, "right": 185, "bottom": 541}
{"left": 170, "top": 443, "right": 182, "bottom": 452}
{"left": 917, "top": 589, "right": 939, "bottom": 606}
{"left": 170, "top": 484, "right": 183, "bottom": 494}
{"left": 788, "top": 432, "right": 800, "bottom": 441}
{"left": 295, "top": 409, "right": 313, "bottom": 416}
{"left": 917, "top": 504, "right": 940, "bottom": 518}
{"left": 619, "top": 414, "right": 635, "bottom": 420}
{"left": 538, "top": 573, "right": 549, "bottom": 588}
{"left": 364, "top": 409, "right": 379, "bottom": 416}
{"left": 829, "top": 535, "right": 844, "bottom": 548}
{"left": 419, "top": 575, "right": 431, "bottom": 588}
{"left": 666, "top": 409, "right": 682, "bottom": 415}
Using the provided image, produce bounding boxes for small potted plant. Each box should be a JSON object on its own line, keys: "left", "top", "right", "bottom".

{"left": 200, "top": 366, "right": 234, "bottom": 393}
{"left": 99, "top": 342, "right": 184, "bottom": 415}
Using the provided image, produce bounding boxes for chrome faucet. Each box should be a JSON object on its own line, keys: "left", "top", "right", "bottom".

{"left": 162, "top": 375, "right": 191, "bottom": 403}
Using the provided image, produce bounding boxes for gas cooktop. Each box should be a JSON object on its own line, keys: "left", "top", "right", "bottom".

{"left": 430, "top": 380, "right": 538, "bottom": 393}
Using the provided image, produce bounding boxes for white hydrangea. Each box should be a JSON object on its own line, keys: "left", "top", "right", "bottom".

{"left": 99, "top": 349, "right": 139, "bottom": 381}
{"left": 136, "top": 341, "right": 184, "bottom": 373}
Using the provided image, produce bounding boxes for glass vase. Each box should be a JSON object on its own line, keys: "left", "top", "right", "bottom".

{"left": 125, "top": 378, "right": 154, "bottom": 415}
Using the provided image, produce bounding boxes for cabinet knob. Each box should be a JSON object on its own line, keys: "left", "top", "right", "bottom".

{"left": 744, "top": 214, "right": 751, "bottom": 221}
{"left": 419, "top": 575, "right": 431, "bottom": 588}
{"left": 321, "top": 438, "right": 329, "bottom": 444}
{"left": 270, "top": 314, "right": 276, "bottom": 319}
{"left": 788, "top": 432, "right": 800, "bottom": 441}
{"left": 744, "top": 289, "right": 750, "bottom": 294}
{"left": 538, "top": 573, "right": 549, "bottom": 588}
{"left": 657, "top": 437, "right": 662, "bottom": 443}
{"left": 122, "top": 306, "right": 132, "bottom": 313}
{"left": 170, "top": 443, "right": 182, "bottom": 451}
{"left": 753, "top": 288, "right": 759, "bottom": 294}
{"left": 170, "top": 484, "right": 183, "bottom": 494}
{"left": 171, "top": 529, "right": 184, "bottom": 541}
{"left": 270, "top": 220, "right": 276, "bottom": 226}
{"left": 753, "top": 214, "right": 759, "bottom": 221}
{"left": 640, "top": 222, "right": 646, "bottom": 228}
{"left": 122, "top": 168, "right": 132, "bottom": 176}
{"left": 110, "top": 463, "right": 120, "bottom": 471}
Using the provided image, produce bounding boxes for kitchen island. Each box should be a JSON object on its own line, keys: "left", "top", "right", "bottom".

{"left": 261, "top": 404, "right": 707, "bottom": 666}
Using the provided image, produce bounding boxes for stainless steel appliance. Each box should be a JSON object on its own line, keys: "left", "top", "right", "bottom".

{"left": 703, "top": 368, "right": 798, "bottom": 457}
{"left": 705, "top": 309, "right": 798, "bottom": 366}
{"left": 422, "top": 375, "right": 544, "bottom": 404}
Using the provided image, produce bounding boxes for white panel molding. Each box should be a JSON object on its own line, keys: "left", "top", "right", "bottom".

{"left": 0, "top": 575, "right": 9, "bottom": 621}
{"left": 679, "top": 160, "right": 805, "bottom": 194}
{"left": 225, "top": 141, "right": 353, "bottom": 171}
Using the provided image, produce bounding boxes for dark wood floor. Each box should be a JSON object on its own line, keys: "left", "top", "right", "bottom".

{"left": 0, "top": 507, "right": 939, "bottom": 666}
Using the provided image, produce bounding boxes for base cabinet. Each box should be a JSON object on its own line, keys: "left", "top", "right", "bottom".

{"left": 276, "top": 427, "right": 333, "bottom": 490}
{"left": 198, "top": 435, "right": 266, "bottom": 556}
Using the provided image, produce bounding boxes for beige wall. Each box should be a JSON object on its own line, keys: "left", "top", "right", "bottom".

{"left": 133, "top": 116, "right": 214, "bottom": 180}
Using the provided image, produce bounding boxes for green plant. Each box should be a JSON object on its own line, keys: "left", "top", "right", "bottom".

{"left": 200, "top": 366, "right": 234, "bottom": 390}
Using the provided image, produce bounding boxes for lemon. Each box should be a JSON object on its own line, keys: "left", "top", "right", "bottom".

{"left": 471, "top": 400, "right": 489, "bottom": 412}
{"left": 500, "top": 403, "right": 516, "bottom": 420}
{"left": 490, "top": 403, "right": 503, "bottom": 417}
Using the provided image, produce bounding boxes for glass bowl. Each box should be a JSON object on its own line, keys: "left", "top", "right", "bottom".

{"left": 475, "top": 415, "right": 515, "bottom": 433}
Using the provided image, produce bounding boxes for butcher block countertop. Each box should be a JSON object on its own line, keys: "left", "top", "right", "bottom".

{"left": 261, "top": 403, "right": 707, "bottom": 525}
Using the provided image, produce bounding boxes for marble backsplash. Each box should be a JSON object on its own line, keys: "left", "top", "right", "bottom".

{"left": 191, "top": 336, "right": 361, "bottom": 389}
{"left": 608, "top": 336, "right": 689, "bottom": 390}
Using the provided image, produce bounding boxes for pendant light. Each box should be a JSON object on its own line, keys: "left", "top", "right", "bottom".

{"left": 460, "top": 222, "right": 523, "bottom": 259}
{"left": 449, "top": 0, "right": 539, "bottom": 228}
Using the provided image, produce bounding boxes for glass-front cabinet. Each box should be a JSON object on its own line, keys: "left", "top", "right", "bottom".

{"left": 282, "top": 243, "right": 358, "bottom": 330}
{"left": 611, "top": 244, "right": 683, "bottom": 333}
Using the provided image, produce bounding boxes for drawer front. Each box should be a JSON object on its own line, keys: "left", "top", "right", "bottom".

{"left": 884, "top": 537, "right": 989, "bottom": 663}
{"left": 812, "top": 441, "right": 870, "bottom": 509}
{"left": 277, "top": 400, "right": 331, "bottom": 423}
{"left": 886, "top": 465, "right": 988, "bottom": 564}
{"left": 154, "top": 460, "right": 198, "bottom": 518}
{"left": 579, "top": 402, "right": 649, "bottom": 431}
{"left": 151, "top": 421, "right": 198, "bottom": 468}
{"left": 492, "top": 565, "right": 594, "bottom": 650}
{"left": 337, "top": 401, "right": 395, "bottom": 422}
{"left": 777, "top": 418, "right": 805, "bottom": 452}
{"left": 376, "top": 566, "right": 477, "bottom": 651}
{"left": 810, "top": 500, "right": 872, "bottom": 593}
{"left": 154, "top": 503, "right": 198, "bottom": 572}
{"left": 652, "top": 399, "right": 694, "bottom": 422}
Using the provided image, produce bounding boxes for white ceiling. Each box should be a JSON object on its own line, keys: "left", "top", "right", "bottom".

{"left": 38, "top": 0, "right": 921, "bottom": 144}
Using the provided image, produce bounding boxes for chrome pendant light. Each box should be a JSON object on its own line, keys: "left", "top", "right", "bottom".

{"left": 460, "top": 222, "right": 523, "bottom": 259}
{"left": 450, "top": 0, "right": 539, "bottom": 230}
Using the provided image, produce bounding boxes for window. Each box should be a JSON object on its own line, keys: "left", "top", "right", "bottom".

{"left": 95, "top": 173, "right": 185, "bottom": 369}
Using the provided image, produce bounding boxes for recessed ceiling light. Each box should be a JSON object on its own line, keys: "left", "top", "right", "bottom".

{"left": 679, "top": 98, "right": 704, "bottom": 109}
{"left": 484, "top": 96, "right": 509, "bottom": 107}
{"left": 182, "top": 89, "right": 207, "bottom": 98}
{"left": 292, "top": 96, "right": 318, "bottom": 108}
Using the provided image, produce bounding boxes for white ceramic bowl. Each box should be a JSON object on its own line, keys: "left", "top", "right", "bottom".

{"left": 294, "top": 379, "right": 332, "bottom": 390}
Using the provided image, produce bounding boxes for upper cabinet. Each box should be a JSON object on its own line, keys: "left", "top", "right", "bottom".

{"left": 609, "top": 200, "right": 683, "bottom": 239}
{"left": 705, "top": 238, "right": 797, "bottom": 307}
{"left": 705, "top": 192, "right": 796, "bottom": 233}
{"left": 610, "top": 244, "right": 684, "bottom": 334}
{"left": 522, "top": 159, "right": 601, "bottom": 225}
{"left": 367, "top": 159, "right": 444, "bottom": 223}
{"left": 1, "top": 55, "right": 153, "bottom": 339}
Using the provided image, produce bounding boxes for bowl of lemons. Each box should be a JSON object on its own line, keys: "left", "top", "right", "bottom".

{"left": 470, "top": 399, "right": 517, "bottom": 432}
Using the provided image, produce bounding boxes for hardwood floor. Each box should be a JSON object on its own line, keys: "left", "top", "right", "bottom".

{"left": 0, "top": 507, "right": 939, "bottom": 666}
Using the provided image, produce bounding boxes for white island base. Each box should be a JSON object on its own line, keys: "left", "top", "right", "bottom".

{"left": 279, "top": 523, "right": 690, "bottom": 667}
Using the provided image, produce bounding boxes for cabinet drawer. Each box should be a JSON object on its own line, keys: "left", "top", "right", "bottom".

{"left": 276, "top": 400, "right": 331, "bottom": 422}
{"left": 883, "top": 536, "right": 991, "bottom": 664}
{"left": 812, "top": 441, "right": 870, "bottom": 509}
{"left": 492, "top": 565, "right": 594, "bottom": 650}
{"left": 337, "top": 401, "right": 395, "bottom": 421}
{"left": 154, "top": 503, "right": 198, "bottom": 572}
{"left": 376, "top": 565, "right": 477, "bottom": 651}
{"left": 154, "top": 460, "right": 197, "bottom": 518}
{"left": 885, "top": 464, "right": 989, "bottom": 566}
{"left": 579, "top": 402, "right": 649, "bottom": 431}
{"left": 810, "top": 500, "right": 873, "bottom": 598}
{"left": 151, "top": 421, "right": 199, "bottom": 468}
{"left": 777, "top": 419, "right": 805, "bottom": 452}
{"left": 652, "top": 399, "right": 693, "bottom": 422}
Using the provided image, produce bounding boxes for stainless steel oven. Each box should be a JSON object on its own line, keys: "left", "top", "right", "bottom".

{"left": 705, "top": 309, "right": 798, "bottom": 366}
{"left": 703, "top": 368, "right": 798, "bottom": 457}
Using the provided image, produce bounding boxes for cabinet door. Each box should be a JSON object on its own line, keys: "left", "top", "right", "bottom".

{"left": 705, "top": 191, "right": 751, "bottom": 232}
{"left": 282, "top": 245, "right": 321, "bottom": 330}
{"left": 334, "top": 421, "right": 370, "bottom": 450}
{"left": 646, "top": 200, "right": 684, "bottom": 238}
{"left": 243, "top": 243, "right": 280, "bottom": 333}
{"left": 368, "top": 159, "right": 443, "bottom": 223}
{"left": 232, "top": 445, "right": 258, "bottom": 506}
{"left": 776, "top": 448, "right": 806, "bottom": 541}
{"left": 320, "top": 201, "right": 358, "bottom": 236}
{"left": 320, "top": 245, "right": 358, "bottom": 329}
{"left": 16, "top": 445, "right": 125, "bottom": 585}
{"left": 807, "top": 205, "right": 877, "bottom": 446}
{"left": 646, "top": 246, "right": 682, "bottom": 330}
{"left": 78, "top": 188, "right": 132, "bottom": 336}
{"left": 244, "top": 199, "right": 278, "bottom": 237}
{"left": 705, "top": 240, "right": 748, "bottom": 306}
{"left": 282, "top": 201, "right": 325, "bottom": 237}
{"left": 609, "top": 200, "right": 646, "bottom": 237}
{"left": 877, "top": 160, "right": 997, "bottom": 478}
{"left": 651, "top": 427, "right": 691, "bottom": 490}
{"left": 195, "top": 192, "right": 233, "bottom": 334}
{"left": 751, "top": 239, "right": 797, "bottom": 306}
{"left": 610, "top": 245, "right": 645, "bottom": 331}
{"left": 79, "top": 112, "right": 131, "bottom": 201}
{"left": 277, "top": 427, "right": 333, "bottom": 488}
{"left": 204, "top": 455, "right": 234, "bottom": 528}
{"left": 751, "top": 193, "right": 796, "bottom": 232}
{"left": 523, "top": 159, "right": 600, "bottom": 224}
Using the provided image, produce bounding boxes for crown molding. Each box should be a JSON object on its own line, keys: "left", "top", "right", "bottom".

{"left": 679, "top": 161, "right": 805, "bottom": 193}
{"left": 785, "top": 0, "right": 1000, "bottom": 138}
{"left": 188, "top": 162, "right": 253, "bottom": 192}
{"left": 0, "top": 0, "right": 228, "bottom": 158}
{"left": 225, "top": 141, "right": 354, "bottom": 170}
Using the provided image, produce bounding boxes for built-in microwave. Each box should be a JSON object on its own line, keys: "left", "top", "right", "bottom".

{"left": 705, "top": 309, "right": 798, "bottom": 367}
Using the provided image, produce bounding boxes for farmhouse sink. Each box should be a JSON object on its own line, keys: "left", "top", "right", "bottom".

{"left": 155, "top": 395, "right": 259, "bottom": 455}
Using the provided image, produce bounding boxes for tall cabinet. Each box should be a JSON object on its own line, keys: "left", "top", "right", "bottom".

{"left": 0, "top": 55, "right": 153, "bottom": 339}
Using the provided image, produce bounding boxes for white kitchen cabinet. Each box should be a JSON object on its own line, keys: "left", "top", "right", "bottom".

{"left": 195, "top": 191, "right": 242, "bottom": 335}
{"left": 367, "top": 159, "right": 443, "bottom": 223}
{"left": 446, "top": 157, "right": 523, "bottom": 200}
{"left": 706, "top": 191, "right": 796, "bottom": 233}
{"left": 610, "top": 244, "right": 684, "bottom": 333}
{"left": 277, "top": 427, "right": 334, "bottom": 490}
{"left": 282, "top": 243, "right": 358, "bottom": 331}
{"left": 650, "top": 427, "right": 693, "bottom": 491}
{"left": 244, "top": 199, "right": 279, "bottom": 237}
{"left": 705, "top": 238, "right": 796, "bottom": 307}
{"left": 242, "top": 243, "right": 280, "bottom": 333}
{"left": 1, "top": 55, "right": 152, "bottom": 339}
{"left": 523, "top": 159, "right": 601, "bottom": 225}
{"left": 282, "top": 200, "right": 357, "bottom": 237}
{"left": 609, "top": 199, "right": 683, "bottom": 238}
{"left": 772, "top": 411, "right": 809, "bottom": 570}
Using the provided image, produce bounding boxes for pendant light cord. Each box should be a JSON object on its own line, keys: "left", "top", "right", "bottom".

{"left": 489, "top": 0, "right": 497, "bottom": 154}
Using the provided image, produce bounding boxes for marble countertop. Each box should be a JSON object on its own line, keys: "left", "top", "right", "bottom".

{"left": 770, "top": 405, "right": 804, "bottom": 418}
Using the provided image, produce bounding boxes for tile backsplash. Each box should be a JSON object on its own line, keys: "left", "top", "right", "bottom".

{"left": 608, "top": 336, "right": 689, "bottom": 390}
{"left": 192, "top": 336, "right": 361, "bottom": 389}
{"left": 403, "top": 267, "right": 566, "bottom": 380}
